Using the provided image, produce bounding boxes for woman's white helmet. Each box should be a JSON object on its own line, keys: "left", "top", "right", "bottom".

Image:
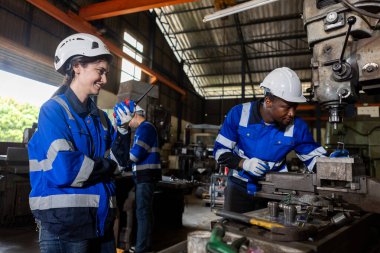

{"left": 260, "top": 67, "right": 306, "bottom": 103}
{"left": 54, "top": 33, "right": 112, "bottom": 75}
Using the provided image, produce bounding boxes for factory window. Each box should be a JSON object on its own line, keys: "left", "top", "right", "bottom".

{"left": 0, "top": 70, "right": 57, "bottom": 143}
{"left": 120, "top": 32, "right": 144, "bottom": 82}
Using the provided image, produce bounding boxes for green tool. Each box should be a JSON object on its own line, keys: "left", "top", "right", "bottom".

{"left": 206, "top": 224, "right": 246, "bottom": 253}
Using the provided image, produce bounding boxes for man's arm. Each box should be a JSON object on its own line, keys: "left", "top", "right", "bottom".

{"left": 294, "top": 119, "right": 327, "bottom": 172}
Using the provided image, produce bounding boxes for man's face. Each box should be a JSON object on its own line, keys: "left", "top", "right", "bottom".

{"left": 265, "top": 96, "right": 298, "bottom": 127}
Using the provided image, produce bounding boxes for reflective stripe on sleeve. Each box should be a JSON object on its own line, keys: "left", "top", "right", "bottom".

{"left": 134, "top": 164, "right": 161, "bottom": 171}
{"left": 215, "top": 134, "right": 236, "bottom": 149}
{"left": 150, "top": 147, "right": 160, "bottom": 153}
{"left": 29, "top": 159, "right": 41, "bottom": 172}
{"left": 239, "top": 103, "right": 251, "bottom": 127}
{"left": 29, "top": 194, "right": 100, "bottom": 210}
{"left": 136, "top": 140, "right": 150, "bottom": 151}
{"left": 297, "top": 146, "right": 327, "bottom": 162}
{"left": 130, "top": 153, "right": 138, "bottom": 162}
{"left": 37, "top": 139, "right": 74, "bottom": 172}
{"left": 70, "top": 156, "right": 95, "bottom": 187}
{"left": 232, "top": 169, "right": 248, "bottom": 182}
{"left": 214, "top": 148, "right": 230, "bottom": 161}
{"left": 109, "top": 196, "right": 117, "bottom": 209}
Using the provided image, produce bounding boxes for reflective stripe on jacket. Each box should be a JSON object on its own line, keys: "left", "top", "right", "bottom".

{"left": 28, "top": 94, "right": 117, "bottom": 240}
{"left": 213, "top": 100, "right": 326, "bottom": 193}
{"left": 130, "top": 121, "right": 161, "bottom": 183}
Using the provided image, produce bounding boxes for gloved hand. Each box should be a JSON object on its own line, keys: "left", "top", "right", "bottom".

{"left": 242, "top": 157, "right": 270, "bottom": 177}
{"left": 114, "top": 102, "right": 132, "bottom": 125}
{"left": 329, "top": 149, "right": 349, "bottom": 158}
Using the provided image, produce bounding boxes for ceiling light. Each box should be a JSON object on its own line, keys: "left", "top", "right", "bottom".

{"left": 203, "top": 0, "right": 279, "bottom": 22}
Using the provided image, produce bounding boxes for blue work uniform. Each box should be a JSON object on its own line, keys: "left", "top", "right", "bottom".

{"left": 129, "top": 120, "right": 161, "bottom": 253}
{"left": 130, "top": 121, "right": 161, "bottom": 183}
{"left": 28, "top": 88, "right": 126, "bottom": 240}
{"left": 213, "top": 100, "right": 326, "bottom": 212}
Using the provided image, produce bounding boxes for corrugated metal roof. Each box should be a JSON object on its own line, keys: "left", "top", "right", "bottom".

{"left": 154, "top": 0, "right": 312, "bottom": 99}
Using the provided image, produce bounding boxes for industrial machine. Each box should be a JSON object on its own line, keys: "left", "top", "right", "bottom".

{"left": 170, "top": 124, "right": 219, "bottom": 182}
{"left": 304, "top": 0, "right": 380, "bottom": 128}
{"left": 206, "top": 1, "right": 380, "bottom": 252}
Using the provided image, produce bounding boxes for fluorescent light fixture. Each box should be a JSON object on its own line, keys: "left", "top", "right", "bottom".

{"left": 203, "top": 0, "right": 279, "bottom": 22}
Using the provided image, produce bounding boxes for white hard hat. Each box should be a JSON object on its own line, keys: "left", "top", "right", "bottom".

{"left": 260, "top": 67, "right": 306, "bottom": 103}
{"left": 135, "top": 105, "right": 145, "bottom": 117}
{"left": 54, "top": 33, "right": 112, "bottom": 75}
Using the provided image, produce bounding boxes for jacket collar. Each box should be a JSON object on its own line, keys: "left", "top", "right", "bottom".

{"left": 64, "top": 87, "right": 99, "bottom": 117}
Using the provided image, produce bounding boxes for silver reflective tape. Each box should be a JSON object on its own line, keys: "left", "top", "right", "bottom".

{"left": 70, "top": 156, "right": 94, "bottom": 187}
{"left": 214, "top": 148, "right": 230, "bottom": 161}
{"left": 109, "top": 196, "right": 117, "bottom": 209}
{"left": 239, "top": 103, "right": 251, "bottom": 127}
{"left": 41, "top": 139, "right": 74, "bottom": 172}
{"left": 130, "top": 153, "right": 138, "bottom": 162}
{"left": 297, "top": 146, "right": 327, "bottom": 162}
{"left": 53, "top": 96, "right": 74, "bottom": 120}
{"left": 284, "top": 123, "right": 294, "bottom": 137}
{"left": 29, "top": 159, "right": 41, "bottom": 172}
{"left": 135, "top": 164, "right": 161, "bottom": 171}
{"left": 150, "top": 147, "right": 160, "bottom": 153}
{"left": 29, "top": 194, "right": 100, "bottom": 210}
{"left": 232, "top": 169, "right": 248, "bottom": 182}
{"left": 136, "top": 140, "right": 150, "bottom": 151}
{"left": 278, "top": 164, "right": 288, "bottom": 172}
{"left": 216, "top": 134, "right": 236, "bottom": 149}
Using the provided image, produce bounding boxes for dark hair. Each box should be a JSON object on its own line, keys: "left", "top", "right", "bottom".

{"left": 52, "top": 55, "right": 111, "bottom": 97}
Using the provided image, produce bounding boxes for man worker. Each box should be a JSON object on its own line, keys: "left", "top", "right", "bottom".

{"left": 213, "top": 67, "right": 326, "bottom": 213}
{"left": 114, "top": 101, "right": 161, "bottom": 253}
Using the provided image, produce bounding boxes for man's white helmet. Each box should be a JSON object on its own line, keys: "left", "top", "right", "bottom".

{"left": 135, "top": 105, "right": 145, "bottom": 117}
{"left": 260, "top": 67, "right": 306, "bottom": 103}
{"left": 54, "top": 33, "right": 112, "bottom": 75}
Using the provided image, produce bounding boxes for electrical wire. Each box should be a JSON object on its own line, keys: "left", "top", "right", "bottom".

{"left": 343, "top": 125, "right": 380, "bottom": 136}
{"left": 341, "top": 0, "right": 380, "bottom": 19}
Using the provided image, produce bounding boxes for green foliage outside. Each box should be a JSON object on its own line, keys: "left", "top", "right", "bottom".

{"left": 0, "top": 97, "right": 39, "bottom": 142}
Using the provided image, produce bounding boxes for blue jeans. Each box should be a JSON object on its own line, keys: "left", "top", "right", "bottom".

{"left": 135, "top": 182, "right": 155, "bottom": 253}
{"left": 38, "top": 221, "right": 116, "bottom": 253}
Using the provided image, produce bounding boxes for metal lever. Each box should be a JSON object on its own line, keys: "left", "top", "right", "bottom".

{"left": 332, "top": 16, "right": 356, "bottom": 81}
{"left": 339, "top": 16, "right": 356, "bottom": 63}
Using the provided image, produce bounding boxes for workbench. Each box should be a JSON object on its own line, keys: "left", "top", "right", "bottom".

{"left": 219, "top": 211, "right": 380, "bottom": 253}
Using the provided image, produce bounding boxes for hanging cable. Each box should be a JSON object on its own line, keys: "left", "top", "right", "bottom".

{"left": 341, "top": 0, "right": 380, "bottom": 19}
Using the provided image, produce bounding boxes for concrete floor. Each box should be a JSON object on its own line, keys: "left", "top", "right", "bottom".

{"left": 0, "top": 194, "right": 218, "bottom": 253}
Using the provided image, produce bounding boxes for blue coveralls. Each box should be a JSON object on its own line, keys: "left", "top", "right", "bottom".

{"left": 129, "top": 120, "right": 161, "bottom": 253}
{"left": 28, "top": 88, "right": 126, "bottom": 243}
{"left": 213, "top": 100, "right": 326, "bottom": 213}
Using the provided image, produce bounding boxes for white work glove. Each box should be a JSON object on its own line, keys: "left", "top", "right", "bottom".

{"left": 242, "top": 157, "right": 270, "bottom": 177}
{"left": 113, "top": 103, "right": 132, "bottom": 135}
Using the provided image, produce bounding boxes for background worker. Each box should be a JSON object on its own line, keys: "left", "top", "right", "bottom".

{"left": 28, "top": 33, "right": 129, "bottom": 253}
{"left": 213, "top": 67, "right": 327, "bottom": 213}
{"left": 114, "top": 101, "right": 161, "bottom": 253}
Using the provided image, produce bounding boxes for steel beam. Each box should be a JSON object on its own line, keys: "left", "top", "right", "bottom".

{"left": 170, "top": 13, "right": 302, "bottom": 35}
{"left": 189, "top": 67, "right": 310, "bottom": 78}
{"left": 203, "top": 78, "right": 311, "bottom": 88}
{"left": 26, "top": 0, "right": 186, "bottom": 97}
{"left": 79, "top": 0, "right": 199, "bottom": 21}
{"left": 190, "top": 49, "right": 311, "bottom": 65}
{"left": 177, "top": 32, "right": 306, "bottom": 52}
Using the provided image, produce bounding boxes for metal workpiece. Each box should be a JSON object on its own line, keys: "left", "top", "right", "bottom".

{"left": 283, "top": 205, "right": 297, "bottom": 225}
{"left": 257, "top": 157, "right": 380, "bottom": 214}
{"left": 316, "top": 157, "right": 365, "bottom": 185}
{"left": 268, "top": 201, "right": 279, "bottom": 218}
